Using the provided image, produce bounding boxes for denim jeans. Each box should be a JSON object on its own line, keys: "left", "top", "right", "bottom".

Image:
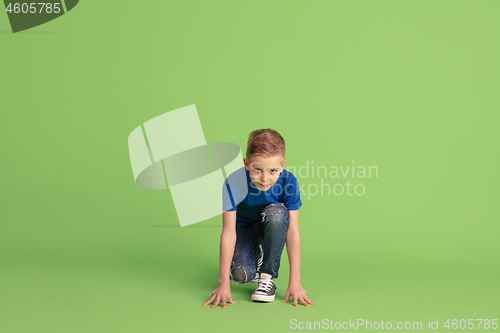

{"left": 230, "top": 203, "right": 289, "bottom": 283}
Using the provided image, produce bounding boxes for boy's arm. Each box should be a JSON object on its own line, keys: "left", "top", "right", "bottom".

{"left": 286, "top": 210, "right": 301, "bottom": 284}
{"left": 203, "top": 210, "right": 237, "bottom": 308}
{"left": 283, "top": 210, "right": 315, "bottom": 306}
{"left": 218, "top": 211, "right": 237, "bottom": 285}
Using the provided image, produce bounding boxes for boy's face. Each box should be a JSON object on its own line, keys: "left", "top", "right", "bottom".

{"left": 243, "top": 154, "right": 287, "bottom": 191}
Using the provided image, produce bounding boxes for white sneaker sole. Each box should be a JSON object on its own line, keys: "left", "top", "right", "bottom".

{"left": 251, "top": 293, "right": 276, "bottom": 302}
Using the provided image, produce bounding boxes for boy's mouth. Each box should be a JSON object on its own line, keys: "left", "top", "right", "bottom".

{"left": 258, "top": 183, "right": 270, "bottom": 188}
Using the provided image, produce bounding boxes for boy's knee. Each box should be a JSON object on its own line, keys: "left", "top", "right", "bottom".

{"left": 230, "top": 266, "right": 248, "bottom": 283}
{"left": 261, "top": 203, "right": 288, "bottom": 223}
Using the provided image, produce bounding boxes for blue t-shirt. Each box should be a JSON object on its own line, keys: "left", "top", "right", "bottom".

{"left": 222, "top": 167, "right": 302, "bottom": 227}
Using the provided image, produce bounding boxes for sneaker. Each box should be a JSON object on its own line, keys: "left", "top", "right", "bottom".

{"left": 251, "top": 273, "right": 277, "bottom": 302}
{"left": 250, "top": 245, "right": 264, "bottom": 283}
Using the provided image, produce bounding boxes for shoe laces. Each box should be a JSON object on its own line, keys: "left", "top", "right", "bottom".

{"left": 256, "top": 277, "right": 274, "bottom": 293}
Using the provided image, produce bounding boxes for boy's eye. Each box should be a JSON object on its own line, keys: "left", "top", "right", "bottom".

{"left": 254, "top": 168, "right": 277, "bottom": 173}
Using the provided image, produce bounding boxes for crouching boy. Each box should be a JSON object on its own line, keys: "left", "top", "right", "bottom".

{"left": 203, "top": 129, "right": 314, "bottom": 307}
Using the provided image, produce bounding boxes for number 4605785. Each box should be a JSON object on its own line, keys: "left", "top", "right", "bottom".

{"left": 5, "top": 3, "right": 61, "bottom": 14}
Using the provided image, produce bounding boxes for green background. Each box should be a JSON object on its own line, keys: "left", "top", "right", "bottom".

{"left": 1, "top": 1, "right": 499, "bottom": 332}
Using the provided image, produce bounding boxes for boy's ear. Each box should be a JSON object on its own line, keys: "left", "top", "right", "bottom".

{"left": 243, "top": 158, "right": 250, "bottom": 170}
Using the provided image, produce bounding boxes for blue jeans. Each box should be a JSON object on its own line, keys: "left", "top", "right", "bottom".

{"left": 230, "top": 203, "right": 289, "bottom": 283}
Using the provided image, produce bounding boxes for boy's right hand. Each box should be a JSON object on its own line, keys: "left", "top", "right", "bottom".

{"left": 203, "top": 283, "right": 236, "bottom": 308}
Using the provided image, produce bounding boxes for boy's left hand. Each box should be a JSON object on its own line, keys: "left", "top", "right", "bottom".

{"left": 282, "top": 282, "right": 315, "bottom": 307}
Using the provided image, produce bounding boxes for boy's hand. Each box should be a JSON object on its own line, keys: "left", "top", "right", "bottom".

{"left": 203, "top": 283, "right": 236, "bottom": 308}
{"left": 282, "top": 282, "right": 315, "bottom": 307}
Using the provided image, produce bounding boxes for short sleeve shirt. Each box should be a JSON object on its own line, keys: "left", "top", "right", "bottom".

{"left": 222, "top": 167, "right": 302, "bottom": 227}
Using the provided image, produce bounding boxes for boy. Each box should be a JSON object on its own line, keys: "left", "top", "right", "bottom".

{"left": 203, "top": 129, "right": 314, "bottom": 308}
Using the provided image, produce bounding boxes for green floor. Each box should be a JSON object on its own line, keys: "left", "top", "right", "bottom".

{"left": 1, "top": 1, "right": 499, "bottom": 332}
{"left": 2, "top": 187, "right": 498, "bottom": 332}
